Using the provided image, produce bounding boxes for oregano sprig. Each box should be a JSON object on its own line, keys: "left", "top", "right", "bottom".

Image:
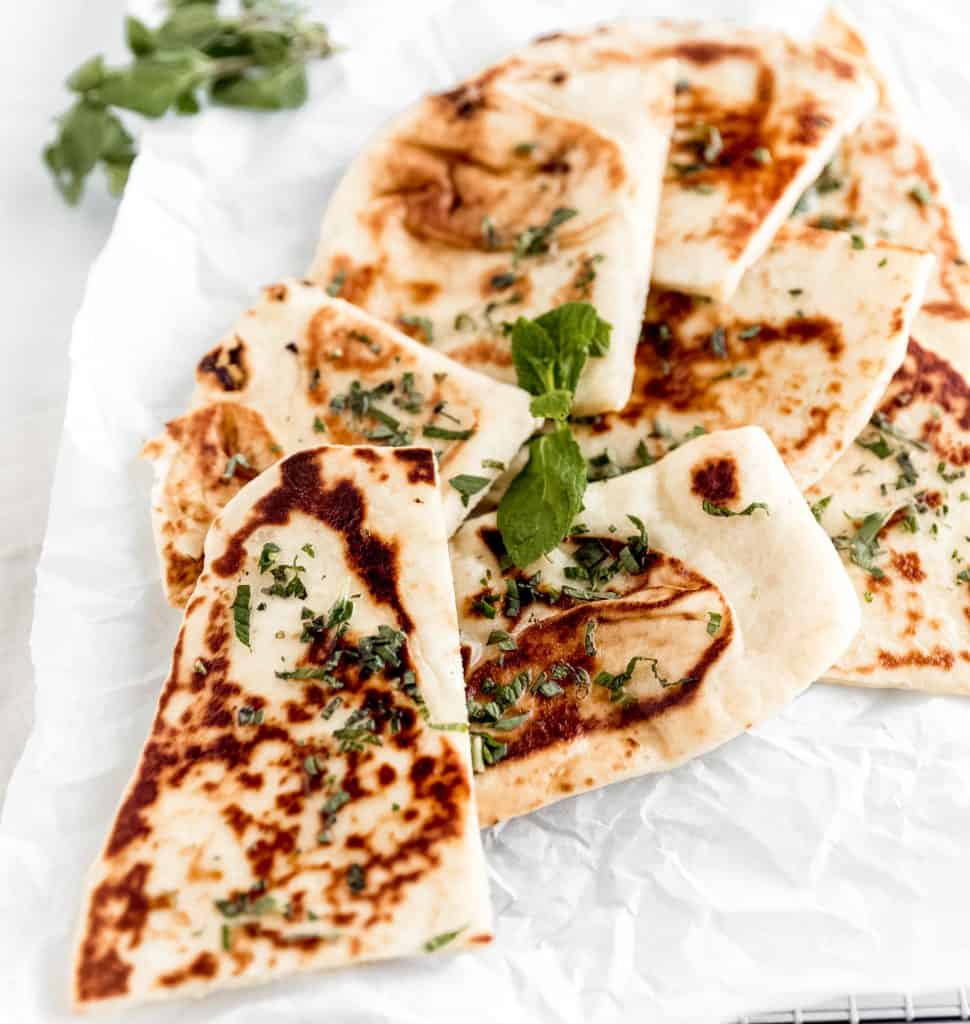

{"left": 44, "top": 0, "right": 336, "bottom": 205}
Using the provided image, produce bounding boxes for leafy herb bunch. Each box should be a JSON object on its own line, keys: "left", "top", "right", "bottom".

{"left": 44, "top": 0, "right": 335, "bottom": 204}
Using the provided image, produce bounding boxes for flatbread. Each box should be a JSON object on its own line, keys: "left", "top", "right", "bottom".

{"left": 309, "top": 45, "right": 674, "bottom": 414}
{"left": 449, "top": 427, "right": 860, "bottom": 825}
{"left": 74, "top": 445, "right": 492, "bottom": 1011}
{"left": 143, "top": 279, "right": 536, "bottom": 607}
{"left": 572, "top": 224, "right": 933, "bottom": 490}
{"left": 521, "top": 20, "right": 877, "bottom": 300}
{"left": 798, "top": 10, "right": 970, "bottom": 694}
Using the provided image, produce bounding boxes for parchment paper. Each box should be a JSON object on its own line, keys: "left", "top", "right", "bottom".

{"left": 4, "top": 2, "right": 970, "bottom": 1021}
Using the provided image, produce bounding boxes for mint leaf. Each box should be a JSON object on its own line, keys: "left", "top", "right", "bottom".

{"left": 529, "top": 389, "right": 572, "bottom": 420}
{"left": 497, "top": 425, "right": 586, "bottom": 568}
{"left": 67, "top": 56, "right": 107, "bottom": 93}
{"left": 124, "top": 16, "right": 156, "bottom": 57}
{"left": 211, "top": 62, "right": 308, "bottom": 110}
{"left": 534, "top": 302, "right": 611, "bottom": 359}
{"left": 90, "top": 52, "right": 213, "bottom": 117}
{"left": 509, "top": 301, "right": 612, "bottom": 420}
{"left": 44, "top": 2, "right": 337, "bottom": 206}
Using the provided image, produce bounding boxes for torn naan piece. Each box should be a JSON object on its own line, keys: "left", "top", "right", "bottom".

{"left": 795, "top": 9, "right": 970, "bottom": 693}
{"left": 309, "top": 47, "right": 674, "bottom": 414}
{"left": 521, "top": 20, "right": 877, "bottom": 300}
{"left": 143, "top": 279, "right": 536, "bottom": 607}
{"left": 450, "top": 427, "right": 859, "bottom": 825}
{"left": 799, "top": 6, "right": 970, "bottom": 379}
{"left": 572, "top": 225, "right": 933, "bottom": 490}
{"left": 74, "top": 446, "right": 492, "bottom": 1010}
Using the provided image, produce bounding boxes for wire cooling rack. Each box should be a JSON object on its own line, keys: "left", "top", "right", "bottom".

{"left": 739, "top": 990, "right": 970, "bottom": 1023}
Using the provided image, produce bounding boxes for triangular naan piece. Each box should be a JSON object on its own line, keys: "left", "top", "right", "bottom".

{"left": 309, "top": 47, "right": 674, "bottom": 414}
{"left": 449, "top": 428, "right": 859, "bottom": 825}
{"left": 74, "top": 446, "right": 492, "bottom": 1010}
{"left": 521, "top": 20, "right": 877, "bottom": 300}
{"left": 143, "top": 279, "right": 536, "bottom": 607}
{"left": 797, "top": 10, "right": 970, "bottom": 694}
{"left": 572, "top": 225, "right": 932, "bottom": 489}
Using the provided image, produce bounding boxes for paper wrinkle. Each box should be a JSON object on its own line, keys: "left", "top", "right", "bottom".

{"left": 5, "top": 1, "right": 970, "bottom": 1021}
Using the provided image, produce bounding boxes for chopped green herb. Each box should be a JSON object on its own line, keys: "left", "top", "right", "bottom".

{"left": 584, "top": 619, "right": 597, "bottom": 656}
{"left": 222, "top": 452, "right": 250, "bottom": 481}
{"left": 709, "top": 325, "right": 727, "bottom": 358}
{"left": 701, "top": 500, "right": 769, "bottom": 518}
{"left": 399, "top": 314, "right": 433, "bottom": 343}
{"left": 909, "top": 181, "right": 932, "bottom": 206}
{"left": 810, "top": 495, "right": 832, "bottom": 522}
{"left": 486, "top": 629, "right": 517, "bottom": 652}
{"left": 473, "top": 596, "right": 497, "bottom": 619}
{"left": 939, "top": 462, "right": 965, "bottom": 483}
{"left": 856, "top": 434, "right": 894, "bottom": 459}
{"left": 449, "top": 474, "right": 490, "bottom": 508}
{"left": 870, "top": 412, "right": 927, "bottom": 450}
{"left": 423, "top": 424, "right": 474, "bottom": 441}
{"left": 325, "top": 269, "right": 346, "bottom": 297}
{"left": 706, "top": 612, "right": 722, "bottom": 636}
{"left": 738, "top": 324, "right": 762, "bottom": 340}
{"left": 424, "top": 928, "right": 465, "bottom": 953}
{"left": 512, "top": 206, "right": 577, "bottom": 263}
{"left": 346, "top": 864, "right": 366, "bottom": 893}
{"left": 713, "top": 365, "right": 748, "bottom": 381}
{"left": 313, "top": 415, "right": 326, "bottom": 433}
{"left": 851, "top": 234, "right": 865, "bottom": 250}
{"left": 237, "top": 706, "right": 263, "bottom": 726}
{"left": 232, "top": 585, "right": 251, "bottom": 649}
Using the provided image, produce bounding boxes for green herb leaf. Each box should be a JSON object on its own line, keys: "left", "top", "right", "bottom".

{"left": 706, "top": 612, "right": 722, "bottom": 636}
{"left": 509, "top": 302, "right": 612, "bottom": 419}
{"left": 424, "top": 927, "right": 465, "bottom": 953}
{"left": 497, "top": 426, "right": 586, "bottom": 568}
{"left": 423, "top": 424, "right": 474, "bottom": 441}
{"left": 810, "top": 495, "right": 832, "bottom": 522}
{"left": 45, "top": 1, "right": 337, "bottom": 205}
{"left": 232, "top": 584, "right": 252, "bottom": 649}
{"left": 399, "top": 313, "right": 434, "bottom": 343}
{"left": 450, "top": 474, "right": 490, "bottom": 507}
{"left": 701, "top": 500, "right": 769, "bottom": 518}
{"left": 529, "top": 389, "right": 573, "bottom": 420}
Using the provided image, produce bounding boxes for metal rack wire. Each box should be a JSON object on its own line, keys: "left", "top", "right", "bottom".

{"left": 740, "top": 990, "right": 970, "bottom": 1023}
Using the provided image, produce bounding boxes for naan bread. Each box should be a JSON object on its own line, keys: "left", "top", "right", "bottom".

{"left": 798, "top": 10, "right": 970, "bottom": 694}
{"left": 74, "top": 446, "right": 492, "bottom": 1010}
{"left": 450, "top": 427, "right": 859, "bottom": 825}
{"left": 309, "top": 45, "right": 674, "bottom": 414}
{"left": 573, "top": 224, "right": 932, "bottom": 489}
{"left": 521, "top": 20, "right": 877, "bottom": 300}
{"left": 143, "top": 279, "right": 536, "bottom": 607}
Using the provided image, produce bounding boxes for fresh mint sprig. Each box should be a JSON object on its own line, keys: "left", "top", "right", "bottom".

{"left": 44, "top": 0, "right": 336, "bottom": 205}
{"left": 497, "top": 302, "right": 613, "bottom": 568}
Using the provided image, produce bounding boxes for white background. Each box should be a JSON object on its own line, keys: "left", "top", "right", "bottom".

{"left": 4, "top": 3, "right": 970, "bottom": 1021}
{"left": 0, "top": 0, "right": 128, "bottom": 794}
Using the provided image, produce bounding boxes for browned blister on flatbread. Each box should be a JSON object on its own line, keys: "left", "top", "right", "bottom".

{"left": 450, "top": 428, "right": 859, "bottom": 825}
{"left": 143, "top": 280, "right": 537, "bottom": 607}
{"left": 74, "top": 446, "right": 491, "bottom": 1010}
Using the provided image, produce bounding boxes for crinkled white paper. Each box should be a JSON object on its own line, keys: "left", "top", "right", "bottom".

{"left": 4, "top": 2, "right": 970, "bottom": 1021}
